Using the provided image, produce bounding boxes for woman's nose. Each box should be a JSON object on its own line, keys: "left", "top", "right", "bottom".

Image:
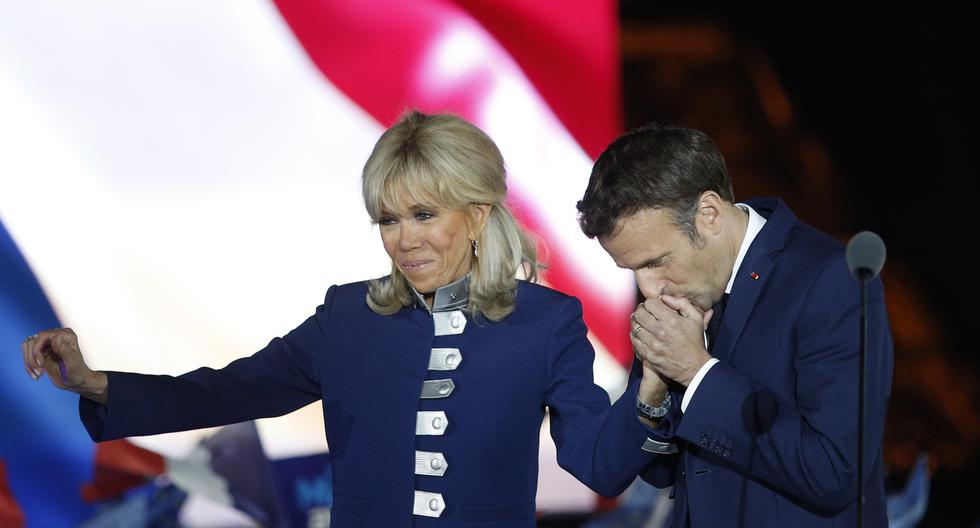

{"left": 398, "top": 222, "right": 422, "bottom": 250}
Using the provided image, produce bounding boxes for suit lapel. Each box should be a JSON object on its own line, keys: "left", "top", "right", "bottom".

{"left": 712, "top": 198, "right": 794, "bottom": 364}
{"left": 713, "top": 252, "right": 774, "bottom": 363}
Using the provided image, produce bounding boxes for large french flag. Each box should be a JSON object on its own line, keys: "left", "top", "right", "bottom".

{"left": 0, "top": 1, "right": 635, "bottom": 525}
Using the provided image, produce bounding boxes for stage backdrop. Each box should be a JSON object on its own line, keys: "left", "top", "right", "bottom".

{"left": 0, "top": 1, "right": 636, "bottom": 525}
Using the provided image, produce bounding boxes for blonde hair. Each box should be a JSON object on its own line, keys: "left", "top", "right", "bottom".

{"left": 362, "top": 111, "right": 538, "bottom": 321}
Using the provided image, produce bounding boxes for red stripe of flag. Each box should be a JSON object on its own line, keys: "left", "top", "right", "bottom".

{"left": 0, "top": 461, "right": 26, "bottom": 528}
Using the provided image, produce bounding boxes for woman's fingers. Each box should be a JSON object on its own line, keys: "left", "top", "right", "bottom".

{"left": 32, "top": 333, "right": 55, "bottom": 374}
{"left": 21, "top": 335, "right": 39, "bottom": 379}
{"left": 22, "top": 329, "right": 79, "bottom": 381}
{"left": 702, "top": 308, "right": 714, "bottom": 332}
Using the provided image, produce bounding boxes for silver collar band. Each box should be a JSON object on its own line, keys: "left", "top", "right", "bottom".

{"left": 411, "top": 274, "right": 470, "bottom": 313}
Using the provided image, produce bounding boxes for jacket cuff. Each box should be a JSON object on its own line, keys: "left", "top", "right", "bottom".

{"left": 77, "top": 371, "right": 125, "bottom": 442}
{"left": 622, "top": 377, "right": 681, "bottom": 444}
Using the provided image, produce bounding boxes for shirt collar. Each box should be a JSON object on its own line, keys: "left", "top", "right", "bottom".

{"left": 411, "top": 274, "right": 470, "bottom": 313}
{"left": 725, "top": 203, "right": 767, "bottom": 294}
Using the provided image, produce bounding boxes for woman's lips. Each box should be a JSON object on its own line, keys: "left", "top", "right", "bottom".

{"left": 400, "top": 260, "right": 432, "bottom": 273}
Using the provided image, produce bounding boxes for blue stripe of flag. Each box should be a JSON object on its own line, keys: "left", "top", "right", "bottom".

{"left": 0, "top": 217, "right": 95, "bottom": 527}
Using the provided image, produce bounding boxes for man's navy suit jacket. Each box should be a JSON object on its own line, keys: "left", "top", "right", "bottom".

{"left": 641, "top": 198, "right": 894, "bottom": 527}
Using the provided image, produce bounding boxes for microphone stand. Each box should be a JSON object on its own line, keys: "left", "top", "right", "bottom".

{"left": 847, "top": 230, "right": 885, "bottom": 528}
{"left": 857, "top": 268, "right": 870, "bottom": 528}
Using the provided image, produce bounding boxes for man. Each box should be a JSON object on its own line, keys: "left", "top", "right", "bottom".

{"left": 577, "top": 123, "right": 893, "bottom": 527}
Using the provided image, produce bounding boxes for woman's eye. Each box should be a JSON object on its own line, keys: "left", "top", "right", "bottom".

{"left": 415, "top": 211, "right": 435, "bottom": 221}
{"left": 378, "top": 216, "right": 396, "bottom": 226}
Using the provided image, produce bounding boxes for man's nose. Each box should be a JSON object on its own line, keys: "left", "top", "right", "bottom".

{"left": 635, "top": 269, "right": 666, "bottom": 299}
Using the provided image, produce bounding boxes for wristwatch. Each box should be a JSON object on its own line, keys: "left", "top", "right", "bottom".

{"left": 636, "top": 392, "right": 671, "bottom": 420}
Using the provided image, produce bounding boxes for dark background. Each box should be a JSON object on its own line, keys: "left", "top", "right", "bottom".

{"left": 619, "top": 6, "right": 979, "bottom": 526}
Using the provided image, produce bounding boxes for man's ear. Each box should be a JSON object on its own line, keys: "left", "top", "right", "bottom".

{"left": 696, "top": 191, "right": 725, "bottom": 236}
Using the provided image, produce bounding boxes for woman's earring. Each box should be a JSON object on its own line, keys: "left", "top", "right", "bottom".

{"left": 470, "top": 239, "right": 479, "bottom": 258}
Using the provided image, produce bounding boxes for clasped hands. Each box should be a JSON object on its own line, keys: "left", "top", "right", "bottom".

{"left": 633, "top": 294, "right": 713, "bottom": 405}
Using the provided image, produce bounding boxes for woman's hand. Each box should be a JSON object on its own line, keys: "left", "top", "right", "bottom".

{"left": 21, "top": 328, "right": 108, "bottom": 404}
{"left": 632, "top": 310, "right": 670, "bottom": 426}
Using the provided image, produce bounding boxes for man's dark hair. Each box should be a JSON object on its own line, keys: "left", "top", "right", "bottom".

{"left": 576, "top": 122, "right": 734, "bottom": 243}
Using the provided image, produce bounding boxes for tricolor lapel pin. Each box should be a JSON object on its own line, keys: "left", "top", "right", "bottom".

{"left": 750, "top": 272, "right": 760, "bottom": 280}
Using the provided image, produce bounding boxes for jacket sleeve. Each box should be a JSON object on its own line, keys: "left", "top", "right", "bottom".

{"left": 79, "top": 286, "right": 336, "bottom": 442}
{"left": 544, "top": 296, "right": 661, "bottom": 497}
{"left": 676, "top": 257, "right": 893, "bottom": 511}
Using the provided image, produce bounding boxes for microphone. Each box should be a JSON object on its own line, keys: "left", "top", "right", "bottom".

{"left": 846, "top": 231, "right": 886, "bottom": 281}
{"left": 845, "top": 230, "right": 886, "bottom": 528}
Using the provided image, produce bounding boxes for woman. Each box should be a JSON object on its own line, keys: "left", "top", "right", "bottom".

{"left": 21, "top": 111, "right": 663, "bottom": 527}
